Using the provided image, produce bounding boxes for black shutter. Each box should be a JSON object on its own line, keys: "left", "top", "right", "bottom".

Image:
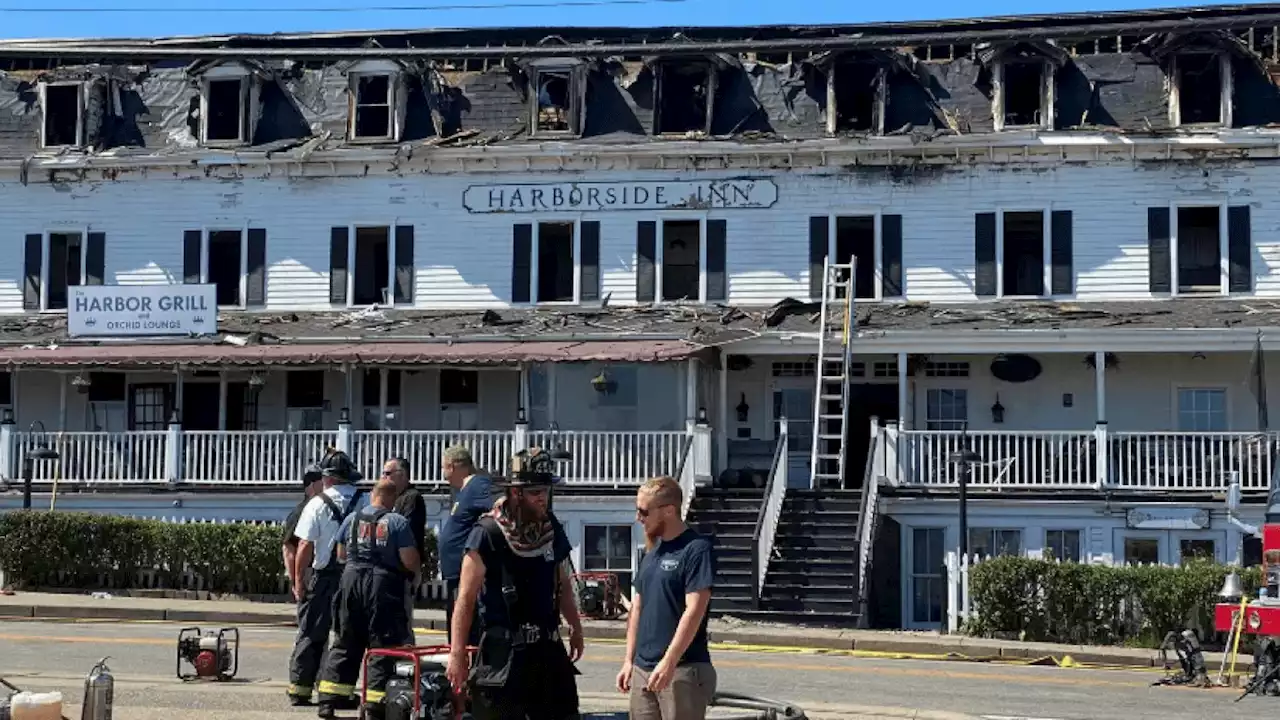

{"left": 705, "top": 219, "right": 727, "bottom": 302}
{"left": 511, "top": 223, "right": 532, "bottom": 304}
{"left": 1229, "top": 205, "right": 1253, "bottom": 293}
{"left": 329, "top": 227, "right": 349, "bottom": 304}
{"left": 1147, "top": 207, "right": 1171, "bottom": 293}
{"left": 23, "top": 234, "right": 41, "bottom": 311}
{"left": 183, "top": 230, "right": 202, "bottom": 284}
{"left": 636, "top": 221, "right": 656, "bottom": 303}
{"left": 974, "top": 212, "right": 997, "bottom": 297}
{"left": 1050, "top": 210, "right": 1073, "bottom": 296}
{"left": 809, "top": 216, "right": 828, "bottom": 300}
{"left": 85, "top": 231, "right": 105, "bottom": 286}
{"left": 881, "top": 214, "right": 903, "bottom": 298}
{"left": 579, "top": 221, "right": 601, "bottom": 302}
{"left": 246, "top": 228, "right": 267, "bottom": 307}
{"left": 394, "top": 225, "right": 415, "bottom": 304}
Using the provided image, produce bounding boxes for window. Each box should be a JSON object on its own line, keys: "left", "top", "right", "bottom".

{"left": 351, "top": 73, "right": 395, "bottom": 140}
{"left": 1045, "top": 529, "right": 1081, "bottom": 563}
{"left": 661, "top": 220, "right": 701, "bottom": 301}
{"left": 1000, "top": 211, "right": 1048, "bottom": 297}
{"left": 330, "top": 225, "right": 414, "bottom": 307}
{"left": 911, "top": 527, "right": 945, "bottom": 625}
{"left": 353, "top": 227, "right": 390, "bottom": 305}
{"left": 529, "top": 64, "right": 584, "bottom": 137}
{"left": 655, "top": 62, "right": 715, "bottom": 135}
{"left": 1177, "top": 206, "right": 1221, "bottom": 292}
{"left": 536, "top": 222, "right": 576, "bottom": 303}
{"left": 925, "top": 389, "right": 967, "bottom": 431}
{"left": 286, "top": 370, "right": 326, "bottom": 431}
{"left": 440, "top": 369, "right": 479, "bottom": 432}
{"left": 830, "top": 215, "right": 877, "bottom": 300}
{"left": 41, "top": 82, "right": 84, "bottom": 148}
{"left": 1177, "top": 387, "right": 1227, "bottom": 432}
{"left": 1173, "top": 52, "right": 1230, "bottom": 127}
{"left": 202, "top": 77, "right": 249, "bottom": 144}
{"left": 1123, "top": 537, "right": 1159, "bottom": 565}
{"left": 637, "top": 218, "right": 726, "bottom": 304}
{"left": 206, "top": 231, "right": 243, "bottom": 306}
{"left": 584, "top": 525, "right": 635, "bottom": 596}
{"left": 85, "top": 372, "right": 126, "bottom": 432}
{"left": 828, "top": 60, "right": 883, "bottom": 134}
{"left": 362, "top": 369, "right": 402, "bottom": 430}
{"left": 183, "top": 228, "right": 267, "bottom": 308}
{"left": 1180, "top": 538, "right": 1216, "bottom": 564}
{"left": 968, "top": 528, "right": 1022, "bottom": 558}
{"left": 997, "top": 59, "right": 1050, "bottom": 130}
{"left": 44, "top": 232, "right": 85, "bottom": 311}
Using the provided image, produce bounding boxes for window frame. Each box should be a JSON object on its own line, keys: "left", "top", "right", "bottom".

{"left": 285, "top": 369, "right": 328, "bottom": 432}
{"left": 822, "top": 209, "right": 885, "bottom": 302}
{"left": 653, "top": 61, "right": 717, "bottom": 136}
{"left": 1166, "top": 201, "right": 1231, "bottom": 297}
{"left": 194, "top": 225, "right": 250, "bottom": 309}
{"left": 655, "top": 214, "right": 709, "bottom": 303}
{"left": 993, "top": 56, "right": 1055, "bottom": 132}
{"left": 1043, "top": 528, "right": 1083, "bottom": 563}
{"left": 342, "top": 222, "right": 399, "bottom": 308}
{"left": 582, "top": 523, "right": 637, "bottom": 595}
{"left": 199, "top": 64, "right": 256, "bottom": 146}
{"left": 347, "top": 61, "right": 403, "bottom": 143}
{"left": 924, "top": 387, "right": 968, "bottom": 431}
{"left": 527, "top": 62, "right": 586, "bottom": 139}
{"left": 1173, "top": 385, "right": 1230, "bottom": 432}
{"left": 38, "top": 80, "right": 87, "bottom": 150}
{"left": 530, "top": 217, "right": 583, "bottom": 305}
{"left": 39, "top": 226, "right": 90, "bottom": 313}
{"left": 992, "top": 207, "right": 1054, "bottom": 299}
{"left": 825, "top": 58, "right": 888, "bottom": 136}
{"left": 967, "top": 527, "right": 1024, "bottom": 558}
{"left": 1169, "top": 51, "right": 1233, "bottom": 129}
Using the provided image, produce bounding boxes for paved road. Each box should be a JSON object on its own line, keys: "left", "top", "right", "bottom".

{"left": 0, "top": 618, "right": 1272, "bottom": 720}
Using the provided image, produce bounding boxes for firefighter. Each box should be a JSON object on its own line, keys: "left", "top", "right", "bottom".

{"left": 446, "top": 447, "right": 585, "bottom": 720}
{"left": 286, "top": 449, "right": 368, "bottom": 707}
{"left": 316, "top": 478, "right": 421, "bottom": 719}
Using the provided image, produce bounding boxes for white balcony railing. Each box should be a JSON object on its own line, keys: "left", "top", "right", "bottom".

{"left": 352, "top": 431, "right": 517, "bottom": 480}
{"left": 17, "top": 431, "right": 169, "bottom": 484}
{"left": 183, "top": 431, "right": 340, "bottom": 484}
{"left": 526, "top": 430, "right": 688, "bottom": 486}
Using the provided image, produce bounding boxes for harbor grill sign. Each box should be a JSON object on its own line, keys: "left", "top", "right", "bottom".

{"left": 463, "top": 179, "right": 778, "bottom": 213}
{"left": 68, "top": 285, "right": 218, "bottom": 338}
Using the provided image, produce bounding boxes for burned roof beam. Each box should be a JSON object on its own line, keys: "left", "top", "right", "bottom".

{"left": 7, "top": 11, "right": 1280, "bottom": 59}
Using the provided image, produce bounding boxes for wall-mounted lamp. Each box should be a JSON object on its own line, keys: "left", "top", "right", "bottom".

{"left": 736, "top": 393, "right": 750, "bottom": 423}
{"left": 991, "top": 395, "right": 1005, "bottom": 425}
{"left": 516, "top": 407, "right": 528, "bottom": 425}
{"left": 696, "top": 406, "right": 709, "bottom": 425}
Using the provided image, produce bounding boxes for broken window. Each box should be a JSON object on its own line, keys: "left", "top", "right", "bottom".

{"left": 204, "top": 78, "right": 247, "bottom": 143}
{"left": 536, "top": 222, "right": 575, "bottom": 302}
{"left": 1001, "top": 211, "right": 1046, "bottom": 297}
{"left": 45, "top": 232, "right": 84, "bottom": 311}
{"left": 830, "top": 61, "right": 881, "bottom": 133}
{"left": 529, "top": 66, "right": 583, "bottom": 136}
{"left": 1176, "top": 53, "right": 1225, "bottom": 126}
{"left": 1001, "top": 60, "right": 1047, "bottom": 128}
{"left": 352, "top": 74, "right": 394, "bottom": 139}
{"left": 207, "top": 230, "right": 243, "bottom": 306}
{"left": 353, "top": 226, "right": 391, "bottom": 305}
{"left": 655, "top": 63, "right": 714, "bottom": 135}
{"left": 832, "top": 216, "right": 876, "bottom": 299}
{"left": 1177, "top": 206, "right": 1221, "bottom": 292}
{"left": 661, "top": 220, "right": 701, "bottom": 301}
{"left": 42, "top": 83, "right": 82, "bottom": 148}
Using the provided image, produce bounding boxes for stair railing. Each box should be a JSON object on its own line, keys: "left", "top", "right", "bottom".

{"left": 752, "top": 417, "right": 789, "bottom": 608}
{"left": 675, "top": 434, "right": 696, "bottom": 520}
{"left": 855, "top": 420, "right": 884, "bottom": 624}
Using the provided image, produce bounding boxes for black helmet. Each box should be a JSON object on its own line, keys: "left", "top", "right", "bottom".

{"left": 317, "top": 448, "right": 361, "bottom": 483}
{"left": 498, "top": 447, "right": 562, "bottom": 488}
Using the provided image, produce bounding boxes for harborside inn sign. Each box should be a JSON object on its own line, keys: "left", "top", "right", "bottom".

{"left": 68, "top": 285, "right": 217, "bottom": 338}
{"left": 463, "top": 179, "right": 779, "bottom": 214}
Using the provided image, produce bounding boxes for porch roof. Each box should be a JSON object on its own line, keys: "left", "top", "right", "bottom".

{"left": 0, "top": 339, "right": 706, "bottom": 367}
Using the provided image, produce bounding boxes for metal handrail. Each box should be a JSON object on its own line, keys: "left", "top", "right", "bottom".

{"left": 675, "top": 434, "right": 696, "bottom": 520}
{"left": 854, "top": 425, "right": 883, "bottom": 621}
{"left": 751, "top": 421, "right": 788, "bottom": 608}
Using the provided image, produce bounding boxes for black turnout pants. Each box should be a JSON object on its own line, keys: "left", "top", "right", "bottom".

{"left": 317, "top": 566, "right": 414, "bottom": 706}
{"left": 288, "top": 565, "right": 342, "bottom": 698}
{"left": 471, "top": 641, "right": 581, "bottom": 720}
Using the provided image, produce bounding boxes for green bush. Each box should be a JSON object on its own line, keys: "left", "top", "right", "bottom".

{"left": 965, "top": 556, "right": 1263, "bottom": 647}
{"left": 0, "top": 510, "right": 439, "bottom": 596}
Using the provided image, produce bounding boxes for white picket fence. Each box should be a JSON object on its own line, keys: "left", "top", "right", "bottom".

{"left": 945, "top": 551, "right": 978, "bottom": 634}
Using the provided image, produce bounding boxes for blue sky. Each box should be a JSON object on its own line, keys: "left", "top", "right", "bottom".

{"left": 0, "top": 0, "right": 1272, "bottom": 39}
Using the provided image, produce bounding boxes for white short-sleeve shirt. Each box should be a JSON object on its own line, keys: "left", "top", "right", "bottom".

{"left": 293, "top": 484, "right": 369, "bottom": 570}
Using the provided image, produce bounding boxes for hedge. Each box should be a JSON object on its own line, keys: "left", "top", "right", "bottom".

{"left": 0, "top": 510, "right": 439, "bottom": 596}
{"left": 965, "top": 556, "right": 1263, "bottom": 648}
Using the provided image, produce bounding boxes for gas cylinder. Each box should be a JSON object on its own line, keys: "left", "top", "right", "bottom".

{"left": 80, "top": 658, "right": 113, "bottom": 720}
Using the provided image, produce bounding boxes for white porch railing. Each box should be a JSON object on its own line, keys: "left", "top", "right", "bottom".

{"left": 526, "top": 430, "right": 688, "bottom": 486}
{"left": 184, "top": 431, "right": 339, "bottom": 484}
{"left": 17, "top": 431, "right": 169, "bottom": 484}
{"left": 352, "top": 431, "right": 517, "bottom": 481}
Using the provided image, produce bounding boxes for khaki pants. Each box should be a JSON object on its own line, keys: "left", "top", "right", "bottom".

{"left": 630, "top": 663, "right": 717, "bottom": 720}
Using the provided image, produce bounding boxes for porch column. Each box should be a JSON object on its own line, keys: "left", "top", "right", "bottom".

{"left": 518, "top": 363, "right": 531, "bottom": 417}
{"left": 1094, "top": 350, "right": 1109, "bottom": 488}
{"left": 897, "top": 352, "right": 909, "bottom": 430}
{"left": 1094, "top": 351, "right": 1107, "bottom": 423}
{"left": 686, "top": 358, "right": 698, "bottom": 423}
{"left": 217, "top": 371, "right": 228, "bottom": 431}
{"left": 717, "top": 351, "right": 728, "bottom": 475}
{"left": 342, "top": 363, "right": 354, "bottom": 412}
{"left": 378, "top": 368, "right": 389, "bottom": 430}
{"left": 58, "top": 372, "right": 67, "bottom": 432}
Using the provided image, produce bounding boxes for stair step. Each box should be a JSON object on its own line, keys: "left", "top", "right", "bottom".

{"left": 769, "top": 558, "right": 858, "bottom": 574}
{"left": 764, "top": 571, "right": 861, "bottom": 585}
{"left": 692, "top": 521, "right": 756, "bottom": 535}
{"left": 764, "top": 586, "right": 857, "bottom": 601}
{"left": 820, "top": 394, "right": 843, "bottom": 401}
{"left": 818, "top": 415, "right": 845, "bottom": 421}
{"left": 776, "top": 523, "right": 862, "bottom": 539}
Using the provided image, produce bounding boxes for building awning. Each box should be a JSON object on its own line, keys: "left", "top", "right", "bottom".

{"left": 0, "top": 339, "right": 707, "bottom": 368}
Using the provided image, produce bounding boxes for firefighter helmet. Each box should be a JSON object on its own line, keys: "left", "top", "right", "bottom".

{"left": 499, "top": 447, "right": 561, "bottom": 488}
{"left": 316, "top": 448, "right": 361, "bottom": 483}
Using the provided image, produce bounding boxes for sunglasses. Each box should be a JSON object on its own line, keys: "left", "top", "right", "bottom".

{"left": 636, "top": 503, "right": 672, "bottom": 518}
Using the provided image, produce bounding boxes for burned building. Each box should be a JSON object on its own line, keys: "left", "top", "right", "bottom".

{"left": 2, "top": 4, "right": 1280, "bottom": 629}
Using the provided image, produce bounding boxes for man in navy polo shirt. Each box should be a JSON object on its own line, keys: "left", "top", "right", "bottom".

{"left": 617, "top": 476, "right": 717, "bottom": 720}
{"left": 436, "top": 445, "right": 494, "bottom": 644}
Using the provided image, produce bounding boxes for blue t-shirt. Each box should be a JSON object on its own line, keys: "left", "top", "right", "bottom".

{"left": 633, "top": 528, "right": 716, "bottom": 671}
{"left": 464, "top": 514, "right": 571, "bottom": 631}
{"left": 336, "top": 506, "right": 417, "bottom": 574}
{"left": 439, "top": 475, "right": 496, "bottom": 581}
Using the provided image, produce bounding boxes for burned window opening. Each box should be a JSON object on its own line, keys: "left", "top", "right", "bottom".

{"left": 353, "top": 226, "right": 390, "bottom": 305}
{"left": 1002, "top": 61, "right": 1045, "bottom": 127}
{"left": 833, "top": 216, "right": 876, "bottom": 300}
{"left": 536, "top": 222, "right": 575, "bottom": 302}
{"left": 208, "top": 230, "right": 243, "bottom": 306}
{"left": 47, "top": 232, "right": 84, "bottom": 311}
{"left": 1002, "top": 211, "right": 1045, "bottom": 297}
{"left": 1177, "top": 206, "right": 1221, "bottom": 292}
{"left": 205, "top": 78, "right": 245, "bottom": 142}
{"left": 662, "top": 220, "right": 701, "bottom": 301}
{"left": 656, "top": 64, "right": 713, "bottom": 135}
{"left": 535, "top": 71, "right": 572, "bottom": 133}
{"left": 43, "top": 83, "right": 81, "bottom": 148}
{"left": 353, "top": 74, "right": 393, "bottom": 139}
{"left": 1177, "top": 53, "right": 1223, "bottom": 125}
{"left": 832, "top": 62, "right": 880, "bottom": 133}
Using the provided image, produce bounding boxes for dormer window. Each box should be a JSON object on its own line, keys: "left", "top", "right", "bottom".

{"left": 40, "top": 81, "right": 85, "bottom": 149}
{"left": 527, "top": 61, "right": 586, "bottom": 138}
{"left": 995, "top": 57, "right": 1052, "bottom": 131}
{"left": 1172, "top": 52, "right": 1231, "bottom": 127}
{"left": 196, "top": 63, "right": 257, "bottom": 146}
{"left": 654, "top": 60, "right": 716, "bottom": 135}
{"left": 825, "top": 56, "right": 886, "bottom": 135}
{"left": 353, "top": 74, "right": 393, "bottom": 138}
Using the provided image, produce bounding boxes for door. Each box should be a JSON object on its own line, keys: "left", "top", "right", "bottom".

{"left": 128, "top": 384, "right": 174, "bottom": 431}
{"left": 909, "top": 527, "right": 946, "bottom": 628}
{"left": 440, "top": 369, "right": 480, "bottom": 430}
{"left": 182, "top": 383, "right": 221, "bottom": 431}
{"left": 224, "top": 382, "right": 258, "bottom": 431}
{"left": 772, "top": 382, "right": 813, "bottom": 489}
{"left": 845, "top": 384, "right": 900, "bottom": 490}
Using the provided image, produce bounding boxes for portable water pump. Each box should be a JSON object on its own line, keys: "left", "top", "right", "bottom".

{"left": 176, "top": 627, "right": 239, "bottom": 681}
{"left": 383, "top": 657, "right": 453, "bottom": 720}
{"left": 571, "top": 571, "right": 624, "bottom": 620}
